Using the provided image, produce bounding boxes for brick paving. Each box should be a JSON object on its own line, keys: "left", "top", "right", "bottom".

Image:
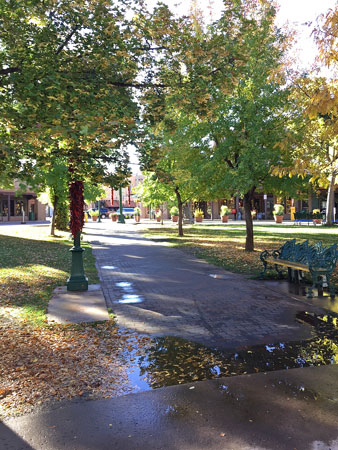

{"left": 84, "top": 221, "right": 322, "bottom": 350}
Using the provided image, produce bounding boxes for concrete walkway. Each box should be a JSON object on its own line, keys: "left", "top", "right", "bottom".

{"left": 47, "top": 284, "right": 109, "bottom": 324}
{"left": 2, "top": 364, "right": 338, "bottom": 449}
{"left": 87, "top": 221, "right": 325, "bottom": 350}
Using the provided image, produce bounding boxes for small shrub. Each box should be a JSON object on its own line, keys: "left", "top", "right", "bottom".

{"left": 91, "top": 210, "right": 99, "bottom": 217}
{"left": 134, "top": 207, "right": 141, "bottom": 216}
{"left": 273, "top": 204, "right": 284, "bottom": 216}
{"left": 220, "top": 205, "right": 230, "bottom": 217}
{"left": 170, "top": 206, "right": 179, "bottom": 216}
{"left": 194, "top": 208, "right": 204, "bottom": 218}
{"left": 312, "top": 209, "right": 322, "bottom": 219}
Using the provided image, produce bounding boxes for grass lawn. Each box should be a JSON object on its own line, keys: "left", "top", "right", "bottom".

{"left": 143, "top": 222, "right": 338, "bottom": 284}
{"left": 0, "top": 224, "right": 151, "bottom": 418}
{"left": 0, "top": 224, "right": 98, "bottom": 326}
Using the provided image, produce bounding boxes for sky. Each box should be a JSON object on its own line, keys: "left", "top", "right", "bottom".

{"left": 129, "top": 0, "right": 337, "bottom": 172}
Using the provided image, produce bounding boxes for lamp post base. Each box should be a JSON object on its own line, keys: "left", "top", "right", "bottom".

{"left": 67, "top": 233, "right": 88, "bottom": 291}
{"left": 67, "top": 275, "right": 88, "bottom": 291}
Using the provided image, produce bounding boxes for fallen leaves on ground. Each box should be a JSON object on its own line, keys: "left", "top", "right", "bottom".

{"left": 0, "top": 316, "right": 152, "bottom": 418}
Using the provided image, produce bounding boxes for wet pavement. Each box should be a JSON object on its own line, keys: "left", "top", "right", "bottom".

{"left": 2, "top": 364, "right": 338, "bottom": 449}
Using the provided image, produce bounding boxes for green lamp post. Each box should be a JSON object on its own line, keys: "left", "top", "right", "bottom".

{"left": 67, "top": 231, "right": 88, "bottom": 291}
{"left": 118, "top": 186, "right": 125, "bottom": 223}
{"left": 98, "top": 200, "right": 101, "bottom": 223}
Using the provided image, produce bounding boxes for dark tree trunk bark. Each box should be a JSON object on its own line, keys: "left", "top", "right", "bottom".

{"left": 326, "top": 170, "right": 336, "bottom": 225}
{"left": 243, "top": 188, "right": 255, "bottom": 252}
{"left": 175, "top": 187, "right": 184, "bottom": 237}
{"left": 50, "top": 193, "right": 58, "bottom": 236}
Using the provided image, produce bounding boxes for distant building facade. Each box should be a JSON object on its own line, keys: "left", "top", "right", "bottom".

{"left": 0, "top": 181, "right": 46, "bottom": 222}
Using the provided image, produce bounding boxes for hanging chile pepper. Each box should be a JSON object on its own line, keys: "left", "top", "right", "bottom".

{"left": 69, "top": 180, "right": 84, "bottom": 238}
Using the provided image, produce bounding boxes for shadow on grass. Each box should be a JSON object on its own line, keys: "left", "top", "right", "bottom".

{"left": 0, "top": 234, "right": 98, "bottom": 324}
{"left": 148, "top": 225, "right": 338, "bottom": 245}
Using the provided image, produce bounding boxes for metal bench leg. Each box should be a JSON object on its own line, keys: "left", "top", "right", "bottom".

{"left": 307, "top": 285, "right": 314, "bottom": 298}
{"left": 288, "top": 268, "right": 292, "bottom": 282}
{"left": 275, "top": 264, "right": 283, "bottom": 279}
{"left": 330, "top": 284, "right": 336, "bottom": 299}
{"left": 260, "top": 261, "right": 267, "bottom": 279}
{"left": 318, "top": 276, "right": 324, "bottom": 297}
{"left": 327, "top": 274, "right": 336, "bottom": 299}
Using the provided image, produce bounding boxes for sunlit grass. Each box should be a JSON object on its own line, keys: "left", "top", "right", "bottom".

{"left": 0, "top": 225, "right": 99, "bottom": 326}
{"left": 143, "top": 223, "right": 338, "bottom": 283}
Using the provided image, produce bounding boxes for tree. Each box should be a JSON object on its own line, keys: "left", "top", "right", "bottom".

{"left": 1, "top": 0, "right": 169, "bottom": 289}
{"left": 134, "top": 172, "right": 174, "bottom": 222}
{"left": 143, "top": 0, "right": 293, "bottom": 251}
{"left": 274, "top": 76, "right": 338, "bottom": 225}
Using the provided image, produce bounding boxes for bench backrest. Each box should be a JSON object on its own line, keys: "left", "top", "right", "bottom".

{"left": 279, "top": 239, "right": 337, "bottom": 268}
{"left": 309, "top": 242, "right": 338, "bottom": 269}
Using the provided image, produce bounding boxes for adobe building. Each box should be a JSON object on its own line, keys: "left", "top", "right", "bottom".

{"left": 0, "top": 181, "right": 47, "bottom": 222}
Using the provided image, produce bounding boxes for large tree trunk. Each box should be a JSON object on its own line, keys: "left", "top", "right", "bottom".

{"left": 243, "top": 188, "right": 255, "bottom": 252}
{"left": 50, "top": 193, "right": 58, "bottom": 236}
{"left": 326, "top": 170, "right": 336, "bottom": 225}
{"left": 175, "top": 187, "right": 184, "bottom": 237}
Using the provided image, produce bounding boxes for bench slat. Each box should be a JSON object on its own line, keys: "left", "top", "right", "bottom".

{"left": 265, "top": 258, "right": 310, "bottom": 271}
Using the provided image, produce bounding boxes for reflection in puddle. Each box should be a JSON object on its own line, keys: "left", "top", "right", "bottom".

{"left": 117, "top": 294, "right": 144, "bottom": 304}
{"left": 209, "top": 274, "right": 230, "bottom": 279}
{"left": 116, "top": 282, "right": 132, "bottom": 288}
{"left": 114, "top": 280, "right": 144, "bottom": 303}
{"left": 125, "top": 312, "right": 338, "bottom": 390}
{"left": 272, "top": 379, "right": 319, "bottom": 400}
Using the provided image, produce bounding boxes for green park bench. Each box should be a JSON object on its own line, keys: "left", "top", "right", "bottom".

{"left": 260, "top": 239, "right": 338, "bottom": 298}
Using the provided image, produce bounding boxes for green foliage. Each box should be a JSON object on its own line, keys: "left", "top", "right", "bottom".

{"left": 273, "top": 204, "right": 284, "bottom": 216}
{"left": 90, "top": 210, "right": 100, "bottom": 217}
{"left": 170, "top": 206, "right": 179, "bottom": 216}
{"left": 138, "top": 0, "right": 295, "bottom": 249}
{"left": 220, "top": 205, "right": 230, "bottom": 217}
{"left": 134, "top": 172, "right": 175, "bottom": 209}
{"left": 109, "top": 212, "right": 119, "bottom": 218}
{"left": 155, "top": 210, "right": 162, "bottom": 218}
{"left": 55, "top": 201, "right": 69, "bottom": 231}
{"left": 134, "top": 207, "right": 141, "bottom": 216}
{"left": 84, "top": 184, "right": 106, "bottom": 205}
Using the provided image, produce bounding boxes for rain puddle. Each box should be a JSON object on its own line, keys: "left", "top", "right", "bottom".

{"left": 117, "top": 294, "right": 144, "bottom": 304}
{"left": 125, "top": 312, "right": 338, "bottom": 390}
{"left": 209, "top": 274, "right": 231, "bottom": 279}
{"left": 114, "top": 281, "right": 144, "bottom": 304}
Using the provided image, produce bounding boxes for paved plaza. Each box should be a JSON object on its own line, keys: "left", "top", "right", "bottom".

{"left": 87, "top": 221, "right": 323, "bottom": 350}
